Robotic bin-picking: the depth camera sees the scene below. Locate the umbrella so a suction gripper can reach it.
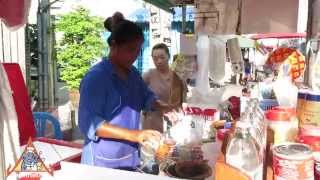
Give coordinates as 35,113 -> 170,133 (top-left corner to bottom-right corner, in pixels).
266,47 -> 305,80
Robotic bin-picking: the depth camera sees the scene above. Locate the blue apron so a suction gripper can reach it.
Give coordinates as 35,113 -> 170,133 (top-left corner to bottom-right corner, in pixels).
92,106 -> 140,169
79,59 -> 156,170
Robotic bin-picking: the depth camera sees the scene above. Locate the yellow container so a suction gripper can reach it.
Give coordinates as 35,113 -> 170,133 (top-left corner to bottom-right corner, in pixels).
298,90 -> 320,127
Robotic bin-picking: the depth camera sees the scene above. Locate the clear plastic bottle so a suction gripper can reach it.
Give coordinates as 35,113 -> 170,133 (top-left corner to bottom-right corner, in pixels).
248,99 -> 267,147
226,121 -> 263,180
246,102 -> 267,180
251,99 -> 266,124
240,111 -> 264,152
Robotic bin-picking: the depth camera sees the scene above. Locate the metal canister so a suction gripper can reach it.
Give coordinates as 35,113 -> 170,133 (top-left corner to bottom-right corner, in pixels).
297,89 -> 308,120
273,143 -> 314,180
298,90 -> 320,127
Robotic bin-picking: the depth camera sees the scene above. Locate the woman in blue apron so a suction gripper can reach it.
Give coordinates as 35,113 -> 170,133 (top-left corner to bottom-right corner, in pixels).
78,17 -> 172,170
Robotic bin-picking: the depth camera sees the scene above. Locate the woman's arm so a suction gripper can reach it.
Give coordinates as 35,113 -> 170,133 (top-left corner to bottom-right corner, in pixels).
96,122 -> 161,144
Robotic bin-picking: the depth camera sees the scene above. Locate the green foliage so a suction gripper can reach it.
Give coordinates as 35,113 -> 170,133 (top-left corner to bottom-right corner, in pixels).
55,7 -> 106,90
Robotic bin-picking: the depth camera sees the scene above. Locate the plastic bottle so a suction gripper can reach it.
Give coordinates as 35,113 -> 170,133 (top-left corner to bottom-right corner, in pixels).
240,111 -> 264,152
226,121 -> 263,180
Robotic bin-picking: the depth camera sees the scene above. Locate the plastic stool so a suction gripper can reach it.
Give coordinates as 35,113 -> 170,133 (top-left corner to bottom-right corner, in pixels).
33,112 -> 63,139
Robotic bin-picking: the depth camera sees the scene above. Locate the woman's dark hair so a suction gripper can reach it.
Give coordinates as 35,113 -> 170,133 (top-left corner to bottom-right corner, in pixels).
103,12 -> 143,46
152,43 -> 170,58
104,12 -> 124,32
104,17 -> 112,31
107,20 -> 144,46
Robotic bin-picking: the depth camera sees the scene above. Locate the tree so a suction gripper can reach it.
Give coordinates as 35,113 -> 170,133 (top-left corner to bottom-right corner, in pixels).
55,7 -> 106,90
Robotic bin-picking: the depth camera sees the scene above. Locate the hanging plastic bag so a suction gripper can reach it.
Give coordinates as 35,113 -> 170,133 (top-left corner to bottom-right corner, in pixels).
227,38 -> 243,74
194,34 -> 210,96
311,49 -> 320,92
209,36 -> 226,84
273,76 -> 298,107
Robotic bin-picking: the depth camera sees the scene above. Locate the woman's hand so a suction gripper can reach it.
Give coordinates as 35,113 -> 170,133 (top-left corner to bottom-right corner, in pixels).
136,130 -> 162,148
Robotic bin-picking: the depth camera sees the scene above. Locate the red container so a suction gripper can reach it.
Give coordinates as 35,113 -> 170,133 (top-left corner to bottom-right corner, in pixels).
300,125 -> 320,137
272,106 -> 296,118
297,135 -> 320,152
297,130 -> 320,179
265,109 -> 291,122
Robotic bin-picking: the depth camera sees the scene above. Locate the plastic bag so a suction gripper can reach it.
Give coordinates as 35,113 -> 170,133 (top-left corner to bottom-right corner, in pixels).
209,37 -> 226,84
273,76 -> 298,107
227,38 -> 243,74
311,50 -> 320,92
195,34 -> 210,96
169,112 -> 204,145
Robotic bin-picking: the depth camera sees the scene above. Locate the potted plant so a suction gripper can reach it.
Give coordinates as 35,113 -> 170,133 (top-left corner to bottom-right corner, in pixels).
55,7 -> 106,109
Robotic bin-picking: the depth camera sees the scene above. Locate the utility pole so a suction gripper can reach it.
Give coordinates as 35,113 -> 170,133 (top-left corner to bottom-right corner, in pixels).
37,0 -> 50,111
37,0 -> 59,111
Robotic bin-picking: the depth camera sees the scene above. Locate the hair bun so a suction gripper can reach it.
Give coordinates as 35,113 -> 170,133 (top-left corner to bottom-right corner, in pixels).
104,12 -> 124,32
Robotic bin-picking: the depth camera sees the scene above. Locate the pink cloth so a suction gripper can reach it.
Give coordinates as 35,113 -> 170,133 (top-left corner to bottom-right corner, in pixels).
0,0 -> 30,28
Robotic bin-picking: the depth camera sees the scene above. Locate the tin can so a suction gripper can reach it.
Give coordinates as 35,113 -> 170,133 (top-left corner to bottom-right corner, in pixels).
273,143 -> 314,180
298,90 -> 320,127
297,89 -> 308,119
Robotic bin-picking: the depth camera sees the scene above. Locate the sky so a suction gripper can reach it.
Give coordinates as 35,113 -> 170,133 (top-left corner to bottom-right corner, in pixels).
54,0 -> 145,18
28,0 -> 147,24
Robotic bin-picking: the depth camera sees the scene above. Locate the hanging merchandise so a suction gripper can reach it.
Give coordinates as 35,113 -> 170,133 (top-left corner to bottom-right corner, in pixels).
187,34 -> 225,106
195,34 -> 210,96
227,38 -> 243,74
311,50 -> 320,92
171,54 -> 185,80
273,76 -> 298,107
254,51 -> 268,68
266,47 -> 305,81
209,37 -> 226,84
265,47 -> 303,107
